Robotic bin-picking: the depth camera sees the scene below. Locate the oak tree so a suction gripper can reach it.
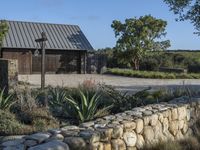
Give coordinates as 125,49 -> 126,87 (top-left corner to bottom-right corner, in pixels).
111,15 -> 170,70
164,0 -> 200,35
0,20 -> 8,48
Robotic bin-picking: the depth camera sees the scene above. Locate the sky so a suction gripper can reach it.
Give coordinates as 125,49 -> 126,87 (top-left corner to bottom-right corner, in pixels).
0,0 -> 200,50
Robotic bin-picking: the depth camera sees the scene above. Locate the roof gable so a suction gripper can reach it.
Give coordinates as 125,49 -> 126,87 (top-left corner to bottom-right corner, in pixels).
1,20 -> 93,51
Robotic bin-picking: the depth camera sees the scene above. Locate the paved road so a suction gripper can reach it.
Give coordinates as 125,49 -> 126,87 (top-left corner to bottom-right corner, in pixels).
19,74 -> 200,92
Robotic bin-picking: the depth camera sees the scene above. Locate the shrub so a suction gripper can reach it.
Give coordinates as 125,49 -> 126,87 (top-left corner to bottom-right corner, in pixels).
16,107 -> 59,129
48,87 -> 68,117
66,90 -> 112,123
0,89 -> 15,110
188,63 -> 200,73
101,84 -> 151,113
106,68 -> 200,79
0,110 -> 25,135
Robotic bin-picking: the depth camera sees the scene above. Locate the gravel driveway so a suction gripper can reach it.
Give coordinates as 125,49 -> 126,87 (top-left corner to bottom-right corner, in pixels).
19,74 -> 200,93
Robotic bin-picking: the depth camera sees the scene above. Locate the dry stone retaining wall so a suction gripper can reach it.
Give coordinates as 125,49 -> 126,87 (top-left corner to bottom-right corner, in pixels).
0,59 -> 18,93
1,97 -> 200,150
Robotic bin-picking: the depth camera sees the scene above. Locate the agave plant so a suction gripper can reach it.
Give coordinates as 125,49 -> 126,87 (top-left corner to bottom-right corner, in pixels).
65,91 -> 112,123
48,87 -> 67,107
0,88 -> 15,110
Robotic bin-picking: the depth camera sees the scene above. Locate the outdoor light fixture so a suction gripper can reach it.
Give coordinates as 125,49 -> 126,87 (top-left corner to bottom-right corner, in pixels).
35,32 -> 48,91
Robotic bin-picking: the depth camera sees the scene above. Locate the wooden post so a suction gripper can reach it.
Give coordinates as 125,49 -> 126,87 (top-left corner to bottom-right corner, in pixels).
41,41 -> 45,90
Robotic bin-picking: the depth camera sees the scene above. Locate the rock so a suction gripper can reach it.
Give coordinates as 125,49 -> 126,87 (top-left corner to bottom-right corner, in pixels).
0,135 -> 25,143
64,137 -> 86,150
143,126 -> 155,144
3,144 -> 25,150
50,134 -> 64,141
25,133 -> 50,143
132,107 -> 146,112
185,128 -> 193,137
143,116 -> 150,125
108,124 -> 123,139
162,110 -> 169,118
103,115 -> 116,120
122,121 -> 136,131
186,109 -> 191,121
80,130 -> 100,143
143,110 -> 152,116
61,125 -> 79,131
111,139 -> 126,150
127,147 -> 137,150
158,113 -> 164,123
94,124 -> 107,129
178,120 -> 185,129
103,143 -> 112,150
182,123 -> 188,134
169,121 -> 179,136
28,140 -> 69,150
136,134 -> 145,149
48,129 -> 61,134
90,142 -> 103,150
153,121 -> 164,140
24,140 -> 37,147
163,118 -> 169,133
96,128 -> 113,142
175,131 -> 184,140
80,122 -> 95,128
2,139 -> 25,147
123,132 -> 137,147
150,114 -> 158,126
177,107 -> 187,120
171,108 -> 178,120
135,119 -> 144,133
61,130 -> 79,137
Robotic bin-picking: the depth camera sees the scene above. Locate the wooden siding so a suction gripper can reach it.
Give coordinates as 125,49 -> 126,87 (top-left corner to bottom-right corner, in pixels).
3,50 -> 32,74
2,49 -> 86,74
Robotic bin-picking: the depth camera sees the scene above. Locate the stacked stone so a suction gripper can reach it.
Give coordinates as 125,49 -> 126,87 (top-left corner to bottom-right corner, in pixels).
0,97 -> 200,150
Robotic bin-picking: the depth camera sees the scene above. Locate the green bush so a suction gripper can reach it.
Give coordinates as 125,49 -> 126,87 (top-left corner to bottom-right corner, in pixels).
16,107 -> 59,129
106,68 -> 200,79
66,90 -> 112,123
0,110 -> 25,135
0,89 -> 15,110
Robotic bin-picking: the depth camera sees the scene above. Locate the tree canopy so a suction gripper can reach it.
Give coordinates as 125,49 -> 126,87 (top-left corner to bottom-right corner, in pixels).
111,15 -> 170,70
164,0 -> 200,35
0,21 -> 8,48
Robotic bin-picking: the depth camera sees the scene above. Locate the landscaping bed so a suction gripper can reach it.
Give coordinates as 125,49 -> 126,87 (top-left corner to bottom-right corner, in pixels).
0,96 -> 200,150
106,68 -> 200,79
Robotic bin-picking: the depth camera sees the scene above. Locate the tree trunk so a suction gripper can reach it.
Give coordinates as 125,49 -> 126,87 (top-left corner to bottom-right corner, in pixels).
132,59 -> 140,70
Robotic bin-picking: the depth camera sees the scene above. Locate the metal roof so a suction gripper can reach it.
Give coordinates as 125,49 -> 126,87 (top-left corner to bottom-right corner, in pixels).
1,20 -> 93,51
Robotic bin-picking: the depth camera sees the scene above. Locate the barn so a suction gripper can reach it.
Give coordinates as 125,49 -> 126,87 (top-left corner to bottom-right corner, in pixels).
0,20 -> 93,74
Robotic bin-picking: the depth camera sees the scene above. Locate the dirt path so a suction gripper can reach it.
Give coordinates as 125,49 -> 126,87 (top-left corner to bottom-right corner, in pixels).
19,74 -> 200,92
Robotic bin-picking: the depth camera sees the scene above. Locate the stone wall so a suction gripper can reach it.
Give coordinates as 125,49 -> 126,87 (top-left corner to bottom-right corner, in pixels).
0,59 -> 18,93
0,98 -> 200,150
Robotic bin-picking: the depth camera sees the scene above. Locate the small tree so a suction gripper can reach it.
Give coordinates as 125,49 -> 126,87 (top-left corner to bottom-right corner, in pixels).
0,20 -> 8,50
111,15 -> 170,70
164,0 -> 200,35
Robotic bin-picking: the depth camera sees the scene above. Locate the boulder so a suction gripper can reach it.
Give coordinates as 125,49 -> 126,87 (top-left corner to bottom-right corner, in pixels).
135,119 -> 144,134
28,140 -> 69,150
64,137 -> 86,150
123,132 -> 137,147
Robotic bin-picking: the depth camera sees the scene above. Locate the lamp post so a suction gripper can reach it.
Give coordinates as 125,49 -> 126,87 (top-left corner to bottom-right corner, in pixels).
35,32 -> 48,91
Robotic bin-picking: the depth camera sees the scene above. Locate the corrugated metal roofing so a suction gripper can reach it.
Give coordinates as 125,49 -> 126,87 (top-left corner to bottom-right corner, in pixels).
1,20 -> 93,51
